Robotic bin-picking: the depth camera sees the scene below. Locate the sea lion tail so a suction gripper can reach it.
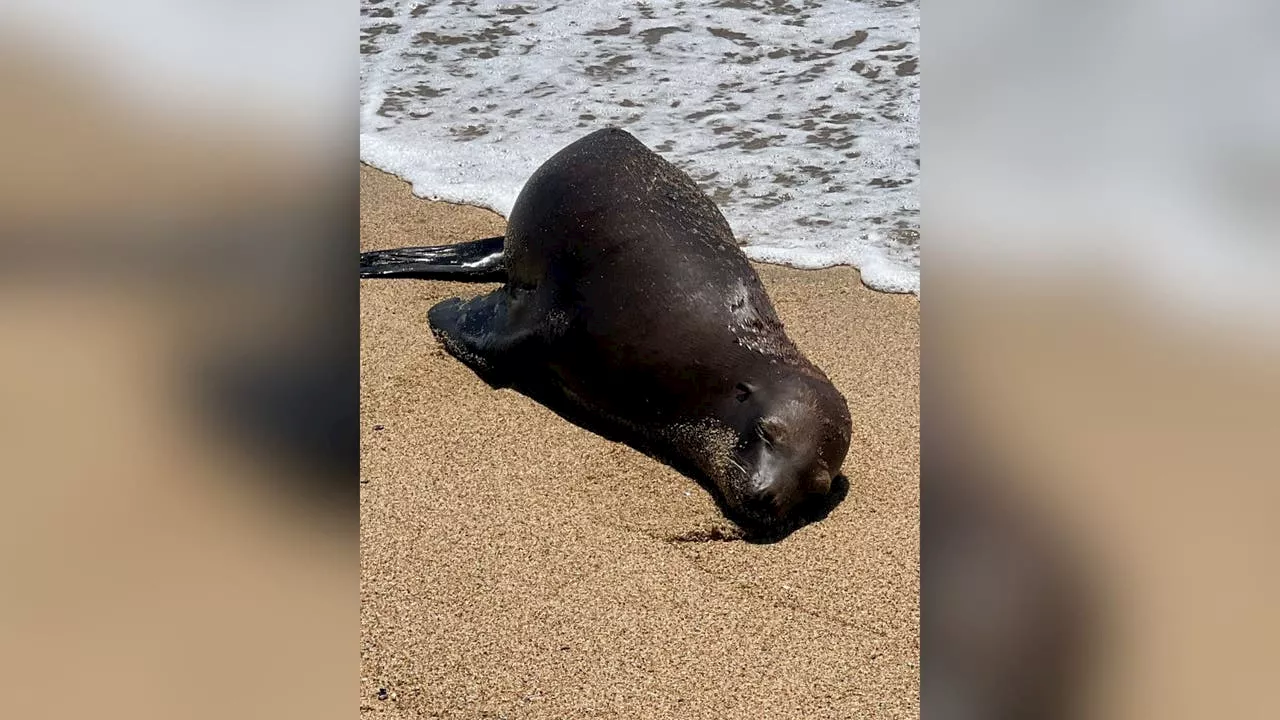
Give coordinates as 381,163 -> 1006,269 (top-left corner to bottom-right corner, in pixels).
359,236 -> 506,282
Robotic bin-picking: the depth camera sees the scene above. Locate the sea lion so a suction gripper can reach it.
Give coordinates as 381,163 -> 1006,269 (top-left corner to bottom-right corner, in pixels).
361,128 -> 852,540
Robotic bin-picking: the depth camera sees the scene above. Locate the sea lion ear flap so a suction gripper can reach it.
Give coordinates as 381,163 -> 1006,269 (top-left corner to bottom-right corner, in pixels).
735,382 -> 755,402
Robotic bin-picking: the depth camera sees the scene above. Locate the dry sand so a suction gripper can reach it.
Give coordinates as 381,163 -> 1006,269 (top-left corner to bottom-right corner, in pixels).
360,164 -> 919,719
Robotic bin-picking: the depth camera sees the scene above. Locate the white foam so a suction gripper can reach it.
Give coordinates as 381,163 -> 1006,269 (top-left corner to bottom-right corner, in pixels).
361,0 -> 919,294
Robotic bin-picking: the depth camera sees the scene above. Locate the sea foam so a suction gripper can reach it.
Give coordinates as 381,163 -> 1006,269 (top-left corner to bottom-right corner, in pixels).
361,0 -> 919,294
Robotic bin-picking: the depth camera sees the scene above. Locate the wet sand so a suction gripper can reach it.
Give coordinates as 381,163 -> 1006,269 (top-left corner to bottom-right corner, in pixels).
360,164 -> 919,719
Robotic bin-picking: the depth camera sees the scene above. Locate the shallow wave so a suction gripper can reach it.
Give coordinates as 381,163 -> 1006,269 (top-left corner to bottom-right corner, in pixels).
361,0 -> 919,293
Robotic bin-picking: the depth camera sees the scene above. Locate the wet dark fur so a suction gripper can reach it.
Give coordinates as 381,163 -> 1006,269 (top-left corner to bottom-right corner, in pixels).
361,128 -> 852,540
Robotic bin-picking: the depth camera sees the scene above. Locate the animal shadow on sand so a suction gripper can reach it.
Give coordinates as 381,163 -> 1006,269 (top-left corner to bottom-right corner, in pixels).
460,356 -> 849,544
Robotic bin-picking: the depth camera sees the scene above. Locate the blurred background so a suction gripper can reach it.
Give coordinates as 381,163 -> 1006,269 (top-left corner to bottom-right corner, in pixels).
0,2 -> 355,718
927,0 -> 1279,717
0,0 -> 1276,718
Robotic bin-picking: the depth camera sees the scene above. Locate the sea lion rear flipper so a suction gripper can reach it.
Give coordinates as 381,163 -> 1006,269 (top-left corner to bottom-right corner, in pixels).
359,236 -> 505,282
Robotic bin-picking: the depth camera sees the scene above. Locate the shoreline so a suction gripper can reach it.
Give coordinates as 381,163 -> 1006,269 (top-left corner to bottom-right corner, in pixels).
360,164 -> 920,718
357,161 -> 921,295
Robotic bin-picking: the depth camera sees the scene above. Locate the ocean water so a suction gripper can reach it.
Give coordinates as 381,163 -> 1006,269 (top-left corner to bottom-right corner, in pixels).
361,0 -> 919,294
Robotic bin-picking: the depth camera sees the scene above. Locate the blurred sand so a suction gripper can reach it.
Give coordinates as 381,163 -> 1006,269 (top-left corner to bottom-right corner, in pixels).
360,164 -> 920,719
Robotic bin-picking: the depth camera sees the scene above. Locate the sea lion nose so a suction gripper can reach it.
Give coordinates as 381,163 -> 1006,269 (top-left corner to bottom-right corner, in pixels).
744,465 -> 833,520
746,468 -> 802,516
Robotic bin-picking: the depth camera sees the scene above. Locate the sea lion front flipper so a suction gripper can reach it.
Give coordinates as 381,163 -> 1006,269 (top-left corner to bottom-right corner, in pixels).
427,289 -> 544,388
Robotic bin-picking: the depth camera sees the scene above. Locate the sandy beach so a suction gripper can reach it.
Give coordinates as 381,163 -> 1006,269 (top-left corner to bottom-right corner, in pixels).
360,164 -> 920,718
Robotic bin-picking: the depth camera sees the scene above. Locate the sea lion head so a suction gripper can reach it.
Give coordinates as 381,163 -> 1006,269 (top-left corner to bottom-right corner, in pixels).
721,370 -> 852,540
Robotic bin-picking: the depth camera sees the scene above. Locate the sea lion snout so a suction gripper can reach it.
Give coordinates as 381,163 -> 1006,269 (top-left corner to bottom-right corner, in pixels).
730,440 -> 837,536
748,441 -> 830,501
733,474 -> 836,541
